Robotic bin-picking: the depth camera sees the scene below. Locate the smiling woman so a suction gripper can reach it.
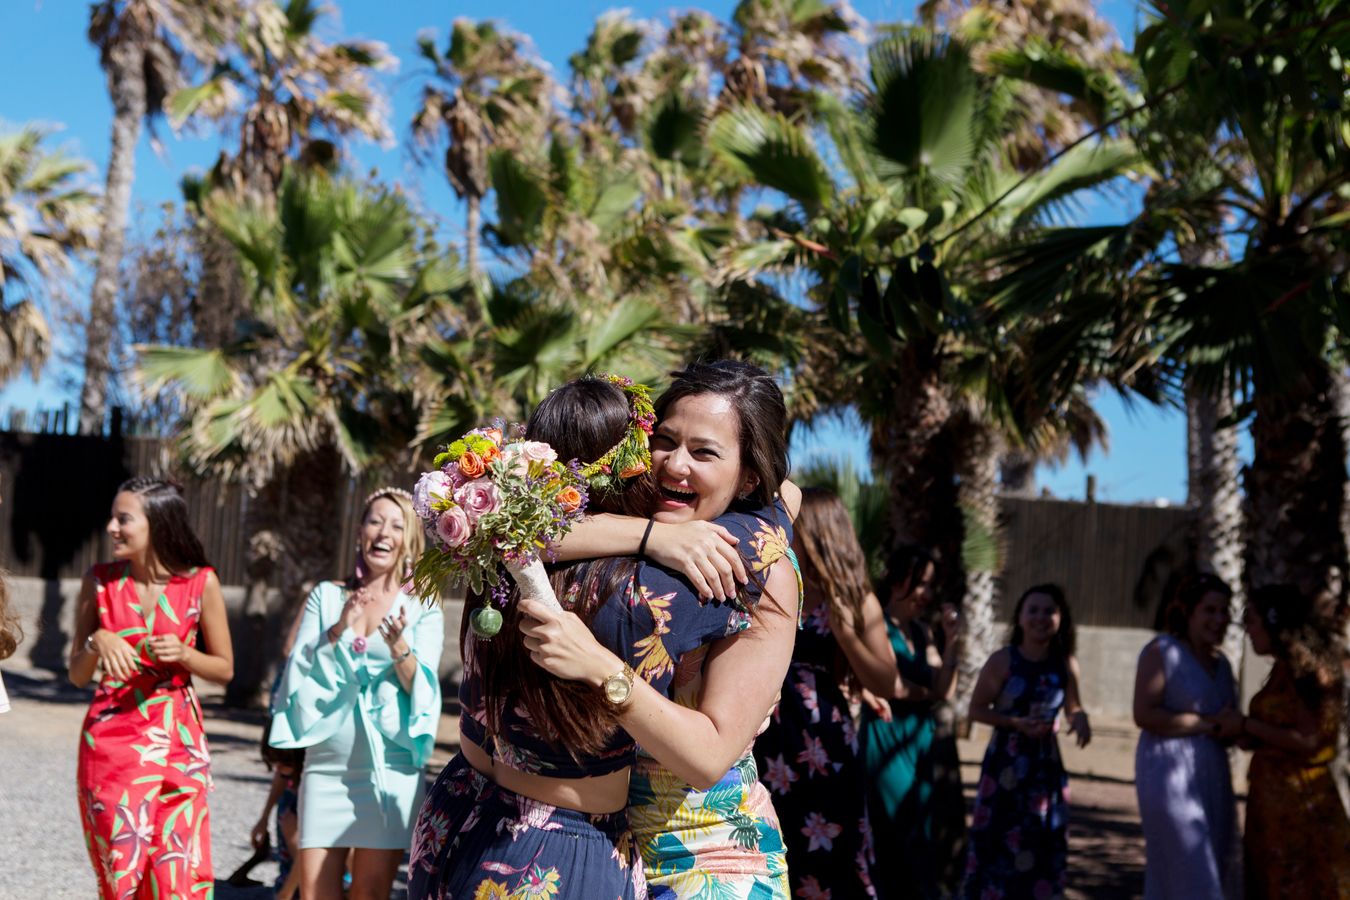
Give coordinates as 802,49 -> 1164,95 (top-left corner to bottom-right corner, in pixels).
269,487 -> 446,900
68,477 -> 234,900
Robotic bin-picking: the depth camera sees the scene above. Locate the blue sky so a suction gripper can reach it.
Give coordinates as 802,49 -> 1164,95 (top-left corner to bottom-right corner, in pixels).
0,0 -> 1208,504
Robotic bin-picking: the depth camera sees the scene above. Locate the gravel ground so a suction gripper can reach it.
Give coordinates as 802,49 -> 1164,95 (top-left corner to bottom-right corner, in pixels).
0,666 -> 462,900
3,663 -> 1161,899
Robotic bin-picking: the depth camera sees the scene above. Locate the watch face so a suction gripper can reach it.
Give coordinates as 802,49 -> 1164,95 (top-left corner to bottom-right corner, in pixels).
604,676 -> 631,704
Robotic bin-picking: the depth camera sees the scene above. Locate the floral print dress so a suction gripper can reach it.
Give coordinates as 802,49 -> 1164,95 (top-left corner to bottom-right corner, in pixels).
624,504 -> 801,900
962,647 -> 1070,900
77,562 -> 215,900
754,596 -> 875,899
409,505 -> 782,900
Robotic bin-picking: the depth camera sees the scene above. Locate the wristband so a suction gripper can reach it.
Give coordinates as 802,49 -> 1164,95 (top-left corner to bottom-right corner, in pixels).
85,633 -> 98,655
392,647 -> 413,664
637,519 -> 655,558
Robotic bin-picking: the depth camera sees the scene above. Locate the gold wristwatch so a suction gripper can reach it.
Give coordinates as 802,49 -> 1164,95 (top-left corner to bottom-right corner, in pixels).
602,662 -> 636,707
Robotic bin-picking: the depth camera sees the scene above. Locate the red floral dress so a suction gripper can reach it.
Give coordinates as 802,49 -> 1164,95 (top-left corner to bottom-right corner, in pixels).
77,562 -> 215,900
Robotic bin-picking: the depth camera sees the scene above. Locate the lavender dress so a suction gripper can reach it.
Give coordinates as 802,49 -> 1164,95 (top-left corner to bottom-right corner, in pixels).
1134,635 -> 1241,899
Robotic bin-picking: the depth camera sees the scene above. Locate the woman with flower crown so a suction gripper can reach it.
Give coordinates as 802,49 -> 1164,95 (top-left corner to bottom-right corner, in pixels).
515,360 -> 803,900
268,486 -> 445,900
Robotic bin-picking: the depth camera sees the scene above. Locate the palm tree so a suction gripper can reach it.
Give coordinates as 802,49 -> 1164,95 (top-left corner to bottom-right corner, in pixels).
168,0 -> 394,200
0,125 -> 98,384
702,31 -> 1156,748
136,172 -> 461,700
992,1 -> 1350,594
80,0 -> 236,434
410,19 -> 554,305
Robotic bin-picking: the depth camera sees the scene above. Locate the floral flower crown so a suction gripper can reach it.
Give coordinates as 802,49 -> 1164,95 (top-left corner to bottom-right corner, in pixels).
579,373 -> 656,494
364,486 -> 414,508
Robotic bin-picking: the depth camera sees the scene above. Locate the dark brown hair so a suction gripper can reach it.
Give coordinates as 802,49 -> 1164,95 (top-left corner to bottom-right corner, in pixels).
1163,572 -> 1233,638
878,544 -> 939,603
654,360 -> 789,508
117,477 -> 210,573
470,377 -> 655,757
1008,583 -> 1076,659
795,488 -> 872,687
260,718 -> 305,773
1249,583 -> 1347,718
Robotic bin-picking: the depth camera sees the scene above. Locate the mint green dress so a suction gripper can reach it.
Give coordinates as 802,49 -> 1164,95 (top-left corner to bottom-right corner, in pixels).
270,581 -> 444,849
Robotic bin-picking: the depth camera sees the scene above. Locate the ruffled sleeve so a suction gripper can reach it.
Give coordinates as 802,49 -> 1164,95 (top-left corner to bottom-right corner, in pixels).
367,596 -> 445,767
269,582 -> 360,749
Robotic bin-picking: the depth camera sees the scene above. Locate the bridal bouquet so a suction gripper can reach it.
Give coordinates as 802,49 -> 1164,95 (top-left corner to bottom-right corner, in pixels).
411,425 -> 588,637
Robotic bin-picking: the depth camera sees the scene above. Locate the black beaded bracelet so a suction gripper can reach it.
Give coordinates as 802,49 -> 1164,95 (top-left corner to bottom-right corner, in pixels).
637,519 -> 655,558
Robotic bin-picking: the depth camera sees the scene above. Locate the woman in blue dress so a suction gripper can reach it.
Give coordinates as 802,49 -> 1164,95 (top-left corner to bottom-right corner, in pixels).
1133,573 -> 1241,899
754,487 -> 900,898
269,487 -> 445,900
860,544 -> 965,899
963,584 -> 1091,900
408,373 -> 795,899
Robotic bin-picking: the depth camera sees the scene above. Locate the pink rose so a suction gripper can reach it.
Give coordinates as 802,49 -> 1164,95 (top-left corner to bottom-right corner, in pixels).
413,470 -> 453,519
499,445 -> 530,478
455,479 -> 500,522
518,441 -> 557,465
435,506 -> 471,547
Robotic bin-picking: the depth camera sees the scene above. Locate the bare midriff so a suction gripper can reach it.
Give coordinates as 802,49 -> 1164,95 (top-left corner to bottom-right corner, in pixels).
460,737 -> 632,815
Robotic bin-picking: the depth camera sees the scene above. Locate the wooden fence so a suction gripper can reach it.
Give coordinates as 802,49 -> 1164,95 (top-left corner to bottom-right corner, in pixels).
0,429 -> 398,586
999,496 -> 1193,629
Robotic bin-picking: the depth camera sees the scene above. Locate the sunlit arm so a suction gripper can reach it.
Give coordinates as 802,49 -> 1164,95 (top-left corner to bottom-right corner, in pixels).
614,557 -> 799,788
1132,642 -> 1214,737
831,592 -> 900,696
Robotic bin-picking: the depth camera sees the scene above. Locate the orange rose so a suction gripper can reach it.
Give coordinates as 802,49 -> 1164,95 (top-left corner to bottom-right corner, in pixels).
619,461 -> 647,479
458,449 -> 486,478
557,486 -> 583,513
483,428 -> 503,445
480,444 -> 501,465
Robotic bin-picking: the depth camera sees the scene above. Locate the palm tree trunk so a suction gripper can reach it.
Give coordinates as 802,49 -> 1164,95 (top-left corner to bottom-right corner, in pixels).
955,421 -> 1002,719
871,364 -> 958,555
1185,382 -> 1245,664
1243,363 -> 1349,594
465,193 -> 482,319
79,38 -> 146,434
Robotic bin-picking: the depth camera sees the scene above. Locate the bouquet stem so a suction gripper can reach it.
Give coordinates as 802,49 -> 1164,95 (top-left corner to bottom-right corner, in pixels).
506,557 -> 563,612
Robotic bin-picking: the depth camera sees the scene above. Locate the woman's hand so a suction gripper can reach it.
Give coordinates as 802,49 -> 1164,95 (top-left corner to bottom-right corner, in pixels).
90,629 -> 141,680
1209,707 -> 1245,740
644,521 -> 748,602
333,588 -> 372,638
1068,709 -> 1092,747
147,633 -> 191,664
1011,716 -> 1053,739
250,815 -> 270,851
378,608 -> 409,655
940,603 -> 963,643
858,686 -> 893,722
518,598 -> 621,687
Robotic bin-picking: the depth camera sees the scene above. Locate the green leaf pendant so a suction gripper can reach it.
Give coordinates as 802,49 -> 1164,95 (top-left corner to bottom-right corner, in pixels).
470,605 -> 503,640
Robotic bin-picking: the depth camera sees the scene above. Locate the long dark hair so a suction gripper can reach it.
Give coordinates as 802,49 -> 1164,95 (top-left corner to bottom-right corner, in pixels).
1008,583 -> 1076,659
1249,583 -> 1346,719
471,377 -> 655,757
655,360 -> 789,508
878,543 -> 939,603
1163,572 -> 1233,638
118,477 -> 210,573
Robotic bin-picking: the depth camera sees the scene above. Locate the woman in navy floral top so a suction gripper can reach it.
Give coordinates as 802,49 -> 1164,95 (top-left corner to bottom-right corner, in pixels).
521,361 -> 804,899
